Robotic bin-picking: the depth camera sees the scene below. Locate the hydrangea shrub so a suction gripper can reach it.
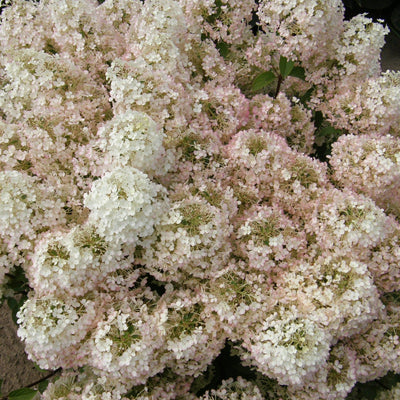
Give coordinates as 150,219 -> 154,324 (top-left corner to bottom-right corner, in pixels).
0,0 -> 400,398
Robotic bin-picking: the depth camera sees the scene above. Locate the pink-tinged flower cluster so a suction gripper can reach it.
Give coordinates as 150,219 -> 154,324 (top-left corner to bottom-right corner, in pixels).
318,71 -> 400,137
330,133 -> 400,216
248,94 -> 316,154
0,0 -> 399,398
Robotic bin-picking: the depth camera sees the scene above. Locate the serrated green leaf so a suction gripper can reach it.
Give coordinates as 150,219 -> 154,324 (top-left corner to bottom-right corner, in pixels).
216,41 -> 229,59
251,71 -> 276,91
279,56 -> 294,78
288,66 -> 305,80
38,380 -> 49,394
8,387 -> 38,400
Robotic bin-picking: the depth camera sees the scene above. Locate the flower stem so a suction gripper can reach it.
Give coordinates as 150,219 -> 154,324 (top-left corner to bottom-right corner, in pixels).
274,74 -> 283,98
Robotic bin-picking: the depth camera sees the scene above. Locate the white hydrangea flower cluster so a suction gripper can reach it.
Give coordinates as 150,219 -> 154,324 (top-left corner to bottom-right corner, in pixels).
237,307 -> 332,387
235,204 -> 307,273
28,225 -> 129,297
87,289 -> 168,385
330,133 -> 400,216
345,294 -> 400,384
319,71 -> 400,136
143,192 -> 232,282
0,0 -> 399,398
332,14 -> 388,78
248,94 -> 316,154
84,166 -> 168,246
17,293 -> 100,370
97,110 -> 166,176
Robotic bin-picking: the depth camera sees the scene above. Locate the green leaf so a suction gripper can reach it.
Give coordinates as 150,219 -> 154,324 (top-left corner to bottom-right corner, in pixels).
313,110 -> 324,128
38,380 -> 49,394
318,125 -> 341,137
216,41 -> 229,59
7,294 -> 28,325
5,265 -> 29,294
8,388 -> 38,400
279,56 -> 294,78
33,363 -> 49,373
251,71 -> 276,91
7,297 -> 19,324
7,296 -> 18,313
288,66 -> 306,80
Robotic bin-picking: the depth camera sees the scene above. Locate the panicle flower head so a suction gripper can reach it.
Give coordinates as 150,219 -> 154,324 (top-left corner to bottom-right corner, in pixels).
257,0 -> 345,68
248,94 -> 315,154
97,110 -> 167,176
84,166 -> 168,246
0,170 -> 64,295
305,188 -> 392,253
235,204 -> 307,272
332,14 -> 388,79
237,305 -> 332,387
330,134 -> 400,216
87,288 -> 168,385
163,288 -> 227,377
28,224 -> 130,297
317,71 -> 400,137
143,192 -> 232,282
17,292 -> 101,370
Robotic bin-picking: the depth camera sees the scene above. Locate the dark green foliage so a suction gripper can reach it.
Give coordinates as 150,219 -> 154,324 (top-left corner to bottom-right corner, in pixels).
8,388 -> 38,400
251,71 -> 276,92
216,41 -> 230,59
279,56 -> 295,79
288,66 -> 306,80
2,265 -> 30,324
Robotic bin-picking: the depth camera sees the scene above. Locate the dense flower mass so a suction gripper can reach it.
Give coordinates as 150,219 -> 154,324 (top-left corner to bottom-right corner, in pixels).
0,0 -> 400,398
